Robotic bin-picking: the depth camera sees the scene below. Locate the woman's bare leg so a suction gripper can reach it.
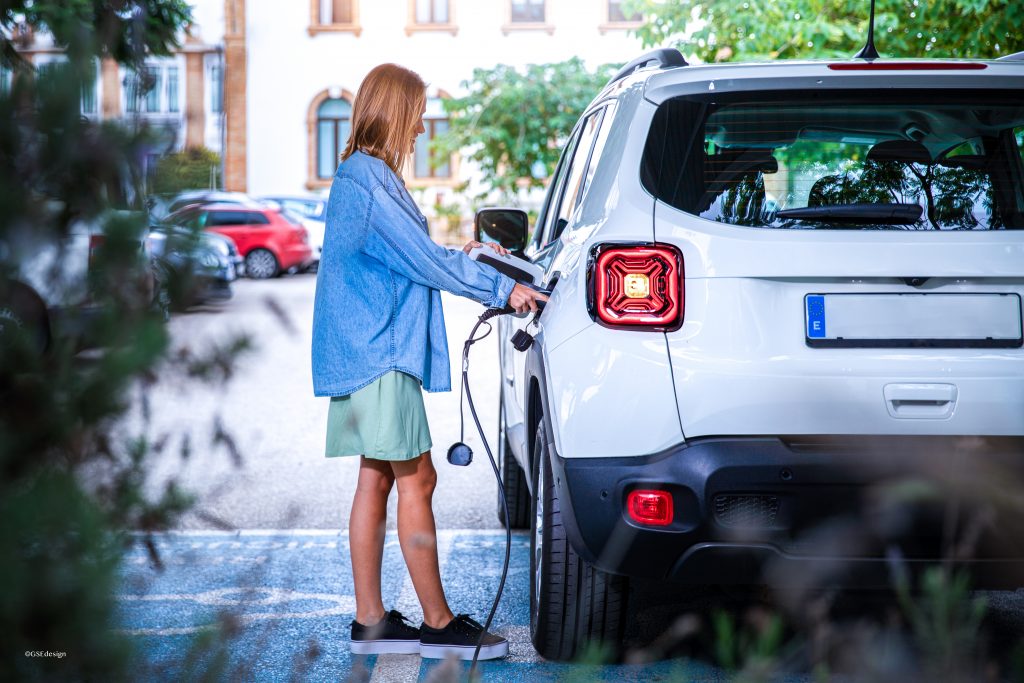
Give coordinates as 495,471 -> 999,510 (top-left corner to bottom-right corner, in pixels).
391,451 -> 455,629
350,455 -> 395,625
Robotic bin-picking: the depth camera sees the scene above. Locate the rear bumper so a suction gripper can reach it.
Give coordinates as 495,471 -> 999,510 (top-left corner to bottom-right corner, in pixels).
552,436 -> 1024,588
279,244 -> 313,270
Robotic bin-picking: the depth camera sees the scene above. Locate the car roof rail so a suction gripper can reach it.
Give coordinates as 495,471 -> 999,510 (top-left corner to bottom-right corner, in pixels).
996,50 -> 1024,61
606,48 -> 687,87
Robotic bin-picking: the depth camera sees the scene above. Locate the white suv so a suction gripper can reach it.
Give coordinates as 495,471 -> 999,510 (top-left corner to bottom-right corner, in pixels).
477,49 -> 1024,660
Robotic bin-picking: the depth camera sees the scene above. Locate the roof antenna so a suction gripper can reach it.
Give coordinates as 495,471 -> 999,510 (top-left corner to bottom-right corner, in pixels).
853,0 -> 880,59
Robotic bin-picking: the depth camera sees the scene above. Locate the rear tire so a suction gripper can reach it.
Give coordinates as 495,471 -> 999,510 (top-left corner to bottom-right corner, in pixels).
496,394 -> 531,529
530,419 -> 629,661
245,248 -> 279,279
0,284 -> 50,355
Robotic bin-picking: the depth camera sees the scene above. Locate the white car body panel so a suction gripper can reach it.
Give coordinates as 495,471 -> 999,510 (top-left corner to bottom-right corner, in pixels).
500,58 -> 1024,466
302,218 -> 325,260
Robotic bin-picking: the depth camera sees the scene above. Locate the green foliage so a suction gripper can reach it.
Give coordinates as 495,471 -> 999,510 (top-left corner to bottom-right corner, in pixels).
152,146 -> 222,195
895,567 -> 989,678
435,59 -> 616,201
710,608 -> 785,680
1,0 -> 192,69
625,0 -> 1024,62
0,2 -> 261,681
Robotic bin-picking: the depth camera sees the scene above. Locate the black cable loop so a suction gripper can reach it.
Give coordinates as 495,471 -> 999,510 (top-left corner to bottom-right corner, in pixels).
457,310 -> 509,678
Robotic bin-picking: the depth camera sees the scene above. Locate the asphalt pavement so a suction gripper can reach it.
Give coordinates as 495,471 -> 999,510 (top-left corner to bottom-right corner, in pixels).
118,530 -> 724,681
130,273 -> 505,531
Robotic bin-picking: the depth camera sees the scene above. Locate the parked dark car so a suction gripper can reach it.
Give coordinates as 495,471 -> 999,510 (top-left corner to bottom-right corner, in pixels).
149,190 -> 263,221
146,222 -> 239,310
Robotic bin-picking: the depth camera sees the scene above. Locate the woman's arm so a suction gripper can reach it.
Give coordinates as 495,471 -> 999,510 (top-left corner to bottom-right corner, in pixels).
359,182 -> 516,309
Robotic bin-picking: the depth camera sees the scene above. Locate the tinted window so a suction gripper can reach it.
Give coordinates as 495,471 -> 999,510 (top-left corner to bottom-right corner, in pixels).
642,90 -> 1024,230
244,211 -> 270,225
207,211 -> 244,227
279,199 -> 321,219
534,128 -> 583,250
169,208 -> 203,229
580,104 -> 615,209
550,108 -> 605,242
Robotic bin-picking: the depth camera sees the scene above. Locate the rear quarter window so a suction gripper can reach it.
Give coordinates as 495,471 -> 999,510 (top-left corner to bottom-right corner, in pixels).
642,89 -> 1024,230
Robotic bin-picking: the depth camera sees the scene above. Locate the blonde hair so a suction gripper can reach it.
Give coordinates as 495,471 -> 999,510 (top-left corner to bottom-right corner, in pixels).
341,63 -> 427,177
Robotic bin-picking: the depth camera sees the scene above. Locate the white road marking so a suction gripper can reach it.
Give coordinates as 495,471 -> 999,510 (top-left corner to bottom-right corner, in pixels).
117,587 -> 355,636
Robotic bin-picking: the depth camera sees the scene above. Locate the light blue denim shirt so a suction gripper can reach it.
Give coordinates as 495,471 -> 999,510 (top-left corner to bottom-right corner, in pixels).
311,151 -> 516,396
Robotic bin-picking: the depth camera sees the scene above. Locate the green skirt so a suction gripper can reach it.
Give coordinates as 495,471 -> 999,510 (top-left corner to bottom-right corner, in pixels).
325,371 -> 432,461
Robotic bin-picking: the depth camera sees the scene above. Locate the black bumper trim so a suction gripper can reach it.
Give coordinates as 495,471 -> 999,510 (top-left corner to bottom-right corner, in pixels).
552,435 -> 1024,587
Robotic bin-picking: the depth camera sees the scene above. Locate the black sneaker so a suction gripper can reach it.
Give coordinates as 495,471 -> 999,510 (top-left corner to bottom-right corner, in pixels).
419,614 -> 509,660
350,610 -> 421,655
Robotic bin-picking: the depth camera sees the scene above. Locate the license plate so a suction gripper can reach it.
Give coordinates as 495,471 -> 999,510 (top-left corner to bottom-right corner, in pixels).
805,293 -> 1023,348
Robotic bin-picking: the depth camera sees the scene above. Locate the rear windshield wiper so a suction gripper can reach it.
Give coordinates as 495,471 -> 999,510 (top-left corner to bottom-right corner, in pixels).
776,203 -> 923,225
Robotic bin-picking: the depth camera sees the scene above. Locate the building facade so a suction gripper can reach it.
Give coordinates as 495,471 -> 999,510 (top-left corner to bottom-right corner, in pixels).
3,2 -> 647,213
214,0 -> 646,205
2,10 -> 226,185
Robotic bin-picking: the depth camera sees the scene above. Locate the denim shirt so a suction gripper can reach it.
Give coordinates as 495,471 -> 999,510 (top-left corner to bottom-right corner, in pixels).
311,151 -> 516,396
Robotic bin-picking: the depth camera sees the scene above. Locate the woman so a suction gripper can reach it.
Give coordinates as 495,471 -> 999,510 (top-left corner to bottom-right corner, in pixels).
311,63 -> 546,661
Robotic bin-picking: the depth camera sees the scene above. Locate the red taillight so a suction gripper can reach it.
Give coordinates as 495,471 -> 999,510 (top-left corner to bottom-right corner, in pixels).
590,244 -> 683,329
627,490 -> 674,526
88,234 -> 105,269
827,62 -> 987,71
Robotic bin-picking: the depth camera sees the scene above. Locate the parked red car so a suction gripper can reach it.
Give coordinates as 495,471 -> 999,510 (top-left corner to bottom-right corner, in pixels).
166,203 -> 313,279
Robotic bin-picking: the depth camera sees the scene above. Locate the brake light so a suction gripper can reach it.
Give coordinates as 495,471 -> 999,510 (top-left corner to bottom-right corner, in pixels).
590,244 -> 683,329
827,62 -> 987,71
627,490 -> 674,526
88,234 -> 105,269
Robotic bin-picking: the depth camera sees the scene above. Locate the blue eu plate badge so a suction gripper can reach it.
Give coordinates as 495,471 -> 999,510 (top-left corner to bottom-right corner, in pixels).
806,295 -> 826,339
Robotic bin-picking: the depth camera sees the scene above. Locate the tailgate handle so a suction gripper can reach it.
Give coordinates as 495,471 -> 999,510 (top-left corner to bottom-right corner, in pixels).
883,383 -> 957,419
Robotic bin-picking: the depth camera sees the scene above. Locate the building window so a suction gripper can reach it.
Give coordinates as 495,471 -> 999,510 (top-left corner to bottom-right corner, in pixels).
510,0 -> 544,22
125,62 -> 181,115
36,59 -> 98,115
608,0 -> 641,22
310,0 -> 361,35
413,97 -> 451,180
321,0 -> 354,23
209,63 -> 223,114
503,0 -> 553,34
317,97 -> 352,180
603,0 -> 643,31
415,0 -> 449,23
407,0 -> 456,34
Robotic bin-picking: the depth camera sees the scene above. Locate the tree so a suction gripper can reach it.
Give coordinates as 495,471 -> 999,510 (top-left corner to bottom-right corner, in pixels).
153,146 -> 222,194
624,0 -> 1024,62
434,58 -> 616,202
0,3 -> 251,681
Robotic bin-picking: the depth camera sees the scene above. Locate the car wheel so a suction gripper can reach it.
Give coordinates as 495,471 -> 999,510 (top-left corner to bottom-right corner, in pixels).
496,393 -> 531,529
0,285 -> 50,355
245,249 -> 278,279
529,417 -> 629,661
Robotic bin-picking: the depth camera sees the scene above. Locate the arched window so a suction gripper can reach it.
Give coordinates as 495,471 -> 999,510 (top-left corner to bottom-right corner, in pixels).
317,98 -> 352,179
414,96 -> 451,179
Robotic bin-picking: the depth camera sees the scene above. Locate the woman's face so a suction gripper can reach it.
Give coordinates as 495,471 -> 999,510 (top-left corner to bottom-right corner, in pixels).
409,101 -> 426,154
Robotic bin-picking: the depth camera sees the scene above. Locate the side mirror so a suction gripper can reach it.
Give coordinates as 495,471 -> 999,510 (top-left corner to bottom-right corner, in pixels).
474,208 -> 528,254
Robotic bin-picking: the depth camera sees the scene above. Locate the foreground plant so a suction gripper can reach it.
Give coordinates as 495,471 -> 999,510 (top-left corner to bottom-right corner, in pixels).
0,3 -> 256,680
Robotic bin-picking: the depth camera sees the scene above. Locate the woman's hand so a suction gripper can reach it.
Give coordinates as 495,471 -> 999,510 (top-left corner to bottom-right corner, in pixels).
507,283 -> 549,314
463,240 -> 509,257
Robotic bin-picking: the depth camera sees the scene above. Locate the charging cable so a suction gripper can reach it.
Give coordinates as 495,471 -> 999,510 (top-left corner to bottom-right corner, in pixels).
446,306 -> 511,676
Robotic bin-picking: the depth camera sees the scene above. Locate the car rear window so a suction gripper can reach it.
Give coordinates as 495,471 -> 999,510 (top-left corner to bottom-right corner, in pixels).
641,89 -> 1024,230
